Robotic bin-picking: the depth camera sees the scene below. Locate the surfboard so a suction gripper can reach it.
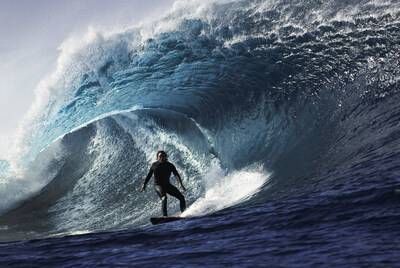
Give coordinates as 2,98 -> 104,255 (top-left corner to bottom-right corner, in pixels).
150,217 -> 185,225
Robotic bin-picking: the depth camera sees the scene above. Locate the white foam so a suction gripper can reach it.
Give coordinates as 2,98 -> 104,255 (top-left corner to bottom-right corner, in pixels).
0,139 -> 65,215
182,160 -> 269,217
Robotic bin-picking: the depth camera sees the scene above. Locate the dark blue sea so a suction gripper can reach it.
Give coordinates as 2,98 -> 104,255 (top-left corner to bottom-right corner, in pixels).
1,0 -> 400,266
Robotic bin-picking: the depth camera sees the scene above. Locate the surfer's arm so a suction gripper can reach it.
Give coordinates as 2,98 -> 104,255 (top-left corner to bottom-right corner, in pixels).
141,167 -> 153,191
172,165 -> 186,191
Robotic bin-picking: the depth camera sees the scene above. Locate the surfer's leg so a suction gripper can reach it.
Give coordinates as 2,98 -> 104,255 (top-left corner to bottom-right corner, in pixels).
165,185 -> 186,213
154,185 -> 168,217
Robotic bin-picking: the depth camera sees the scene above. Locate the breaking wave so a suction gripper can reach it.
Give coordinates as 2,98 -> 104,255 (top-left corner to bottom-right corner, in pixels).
0,0 -> 399,242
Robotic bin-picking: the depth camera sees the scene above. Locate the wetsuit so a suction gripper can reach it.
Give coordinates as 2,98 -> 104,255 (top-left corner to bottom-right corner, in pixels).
144,161 -> 186,216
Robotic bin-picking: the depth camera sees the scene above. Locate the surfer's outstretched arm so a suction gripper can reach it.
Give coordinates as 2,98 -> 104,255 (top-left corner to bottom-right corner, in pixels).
176,176 -> 186,191
141,167 -> 153,191
172,167 -> 186,191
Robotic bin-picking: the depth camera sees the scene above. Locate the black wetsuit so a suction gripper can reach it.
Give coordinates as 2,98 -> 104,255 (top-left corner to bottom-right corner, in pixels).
144,161 -> 186,216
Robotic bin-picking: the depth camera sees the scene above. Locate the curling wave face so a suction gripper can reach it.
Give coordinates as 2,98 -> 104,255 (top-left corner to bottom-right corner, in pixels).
0,0 -> 399,241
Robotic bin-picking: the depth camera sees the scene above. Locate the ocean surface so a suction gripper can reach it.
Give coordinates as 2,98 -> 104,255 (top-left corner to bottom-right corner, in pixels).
1,0 -> 400,266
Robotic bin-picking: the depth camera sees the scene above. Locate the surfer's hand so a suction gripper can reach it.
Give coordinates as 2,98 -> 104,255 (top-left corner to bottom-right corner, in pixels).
141,184 -> 146,191
179,183 -> 186,191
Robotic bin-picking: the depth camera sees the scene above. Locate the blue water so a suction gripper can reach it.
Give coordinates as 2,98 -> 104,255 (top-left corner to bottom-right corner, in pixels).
1,0 -> 400,266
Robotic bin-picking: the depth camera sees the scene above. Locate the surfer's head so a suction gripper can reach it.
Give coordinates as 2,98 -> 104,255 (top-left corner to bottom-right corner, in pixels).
157,150 -> 168,163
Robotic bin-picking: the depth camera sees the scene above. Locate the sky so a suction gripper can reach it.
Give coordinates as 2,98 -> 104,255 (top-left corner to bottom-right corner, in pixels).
0,0 -> 175,154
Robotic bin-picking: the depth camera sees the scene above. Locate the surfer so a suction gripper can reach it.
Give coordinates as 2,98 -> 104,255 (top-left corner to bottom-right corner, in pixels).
141,150 -> 186,217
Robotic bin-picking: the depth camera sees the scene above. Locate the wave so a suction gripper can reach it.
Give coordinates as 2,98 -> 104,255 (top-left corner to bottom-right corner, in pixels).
0,0 -> 399,241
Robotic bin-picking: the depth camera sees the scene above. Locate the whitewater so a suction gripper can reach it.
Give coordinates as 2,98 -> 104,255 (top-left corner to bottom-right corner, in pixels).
1,0 -> 400,266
